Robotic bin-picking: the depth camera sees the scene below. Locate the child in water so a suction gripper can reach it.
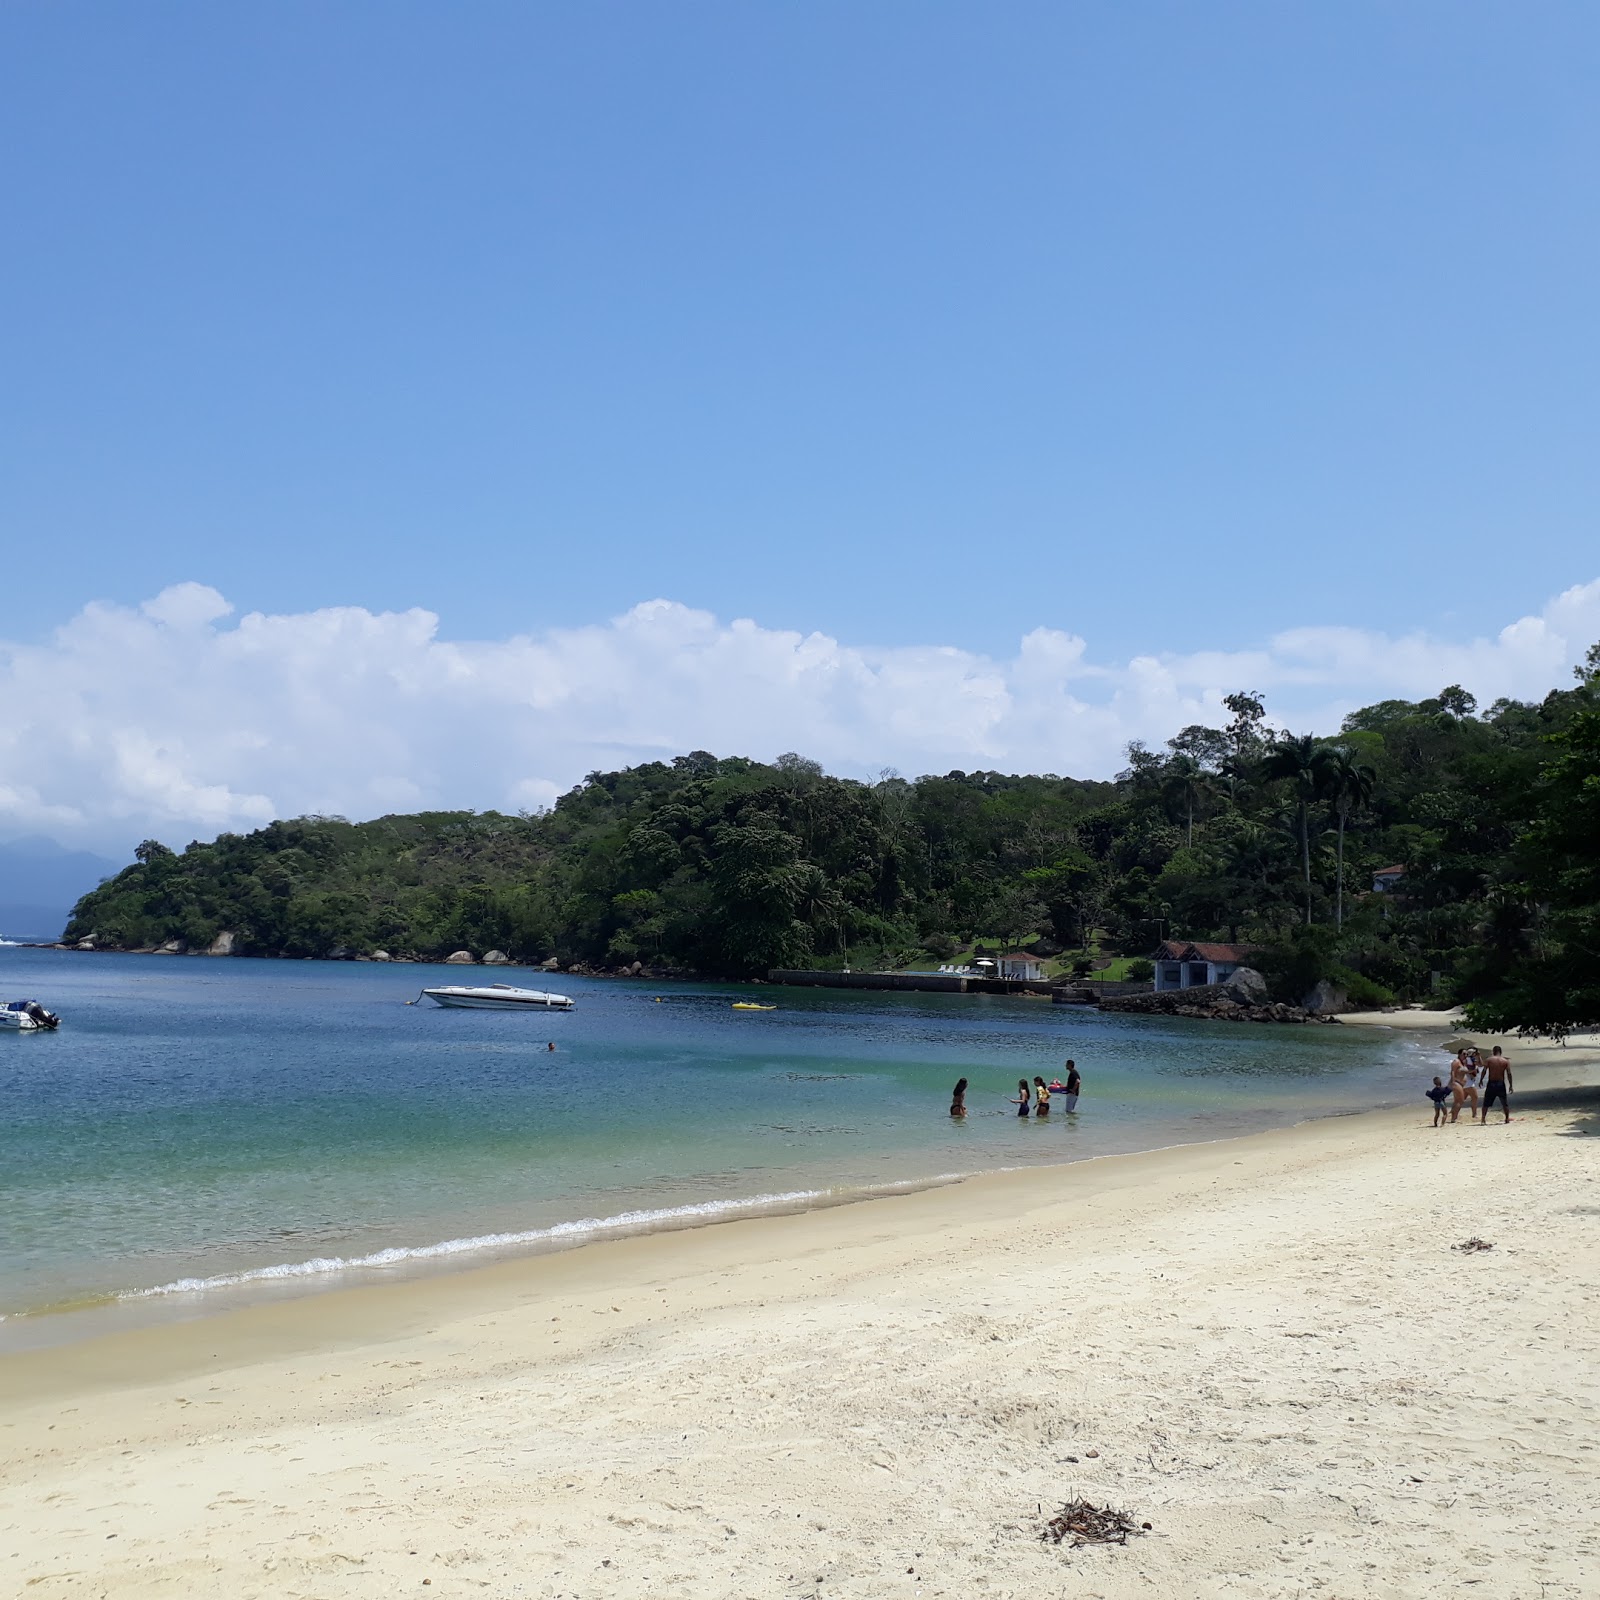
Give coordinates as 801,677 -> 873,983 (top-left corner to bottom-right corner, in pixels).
1011,1078 -> 1032,1117
950,1078 -> 968,1117
1032,1075 -> 1051,1116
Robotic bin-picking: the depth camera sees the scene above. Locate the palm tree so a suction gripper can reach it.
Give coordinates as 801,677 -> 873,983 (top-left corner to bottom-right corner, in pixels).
1324,746 -> 1376,930
1160,755 -> 1217,848
1262,735 -> 1337,925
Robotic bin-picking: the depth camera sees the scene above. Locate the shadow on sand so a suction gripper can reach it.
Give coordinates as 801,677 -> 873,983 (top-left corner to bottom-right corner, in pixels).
1513,1083 -> 1600,1139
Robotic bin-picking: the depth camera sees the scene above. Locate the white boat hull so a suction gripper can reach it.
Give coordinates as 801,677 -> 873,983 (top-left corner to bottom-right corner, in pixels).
2,1000 -> 60,1030
422,985 -> 574,1011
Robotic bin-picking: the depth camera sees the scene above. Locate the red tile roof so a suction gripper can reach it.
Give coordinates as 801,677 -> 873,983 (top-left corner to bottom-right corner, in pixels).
1155,940 -> 1253,963
1373,865 -> 1406,876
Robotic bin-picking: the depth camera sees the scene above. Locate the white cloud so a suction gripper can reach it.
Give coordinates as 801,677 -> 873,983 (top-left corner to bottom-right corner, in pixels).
2,578 -> 1598,854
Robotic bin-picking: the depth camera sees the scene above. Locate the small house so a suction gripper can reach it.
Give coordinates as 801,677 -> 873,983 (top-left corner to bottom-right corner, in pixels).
1153,940 -> 1253,992
1371,865 -> 1405,894
996,951 -> 1050,982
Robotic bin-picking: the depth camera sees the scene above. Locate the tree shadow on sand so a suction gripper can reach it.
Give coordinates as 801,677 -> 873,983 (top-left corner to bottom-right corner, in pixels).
1514,1084 -> 1600,1138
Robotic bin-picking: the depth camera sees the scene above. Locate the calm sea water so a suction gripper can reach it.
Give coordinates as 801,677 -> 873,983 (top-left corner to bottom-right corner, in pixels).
0,945 -> 1425,1344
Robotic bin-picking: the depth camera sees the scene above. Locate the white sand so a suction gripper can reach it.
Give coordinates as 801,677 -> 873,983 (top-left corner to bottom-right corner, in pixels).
4,1042 -> 1598,1598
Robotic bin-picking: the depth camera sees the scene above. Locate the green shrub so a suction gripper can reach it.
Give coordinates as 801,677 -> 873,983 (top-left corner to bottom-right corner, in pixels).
1329,965 -> 1395,1010
1126,957 -> 1155,982
1253,927 -> 1339,1003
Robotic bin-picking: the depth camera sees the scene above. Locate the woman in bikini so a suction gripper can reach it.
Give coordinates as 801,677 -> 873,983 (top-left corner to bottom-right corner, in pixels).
1011,1078 -> 1032,1118
1032,1075 -> 1051,1117
1449,1053 -> 1479,1123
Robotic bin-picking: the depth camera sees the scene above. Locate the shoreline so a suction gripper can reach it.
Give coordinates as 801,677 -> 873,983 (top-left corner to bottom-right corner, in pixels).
4,1078 -> 1598,1596
5,1005 -> 1590,1354
3,1018 -> 1595,1382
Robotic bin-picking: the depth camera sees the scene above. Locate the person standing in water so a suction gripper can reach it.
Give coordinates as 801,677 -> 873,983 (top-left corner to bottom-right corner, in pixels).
950,1078 -> 968,1118
1011,1078 -> 1032,1118
1032,1075 -> 1051,1116
1060,1060 -> 1082,1112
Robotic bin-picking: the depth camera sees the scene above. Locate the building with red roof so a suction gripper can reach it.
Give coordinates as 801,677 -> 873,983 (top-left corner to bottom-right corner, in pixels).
1152,939 -> 1255,992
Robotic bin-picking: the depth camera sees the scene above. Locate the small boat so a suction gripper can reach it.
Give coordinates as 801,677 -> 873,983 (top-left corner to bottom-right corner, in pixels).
2,1000 -> 60,1031
731,1001 -> 777,1011
414,984 -> 574,1010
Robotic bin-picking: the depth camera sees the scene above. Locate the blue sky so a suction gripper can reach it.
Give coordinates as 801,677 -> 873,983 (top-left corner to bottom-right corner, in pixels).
4,3 -> 1600,853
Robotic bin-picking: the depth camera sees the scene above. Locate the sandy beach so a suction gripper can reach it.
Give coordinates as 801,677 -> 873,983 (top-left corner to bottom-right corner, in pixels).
4,1017 -> 1598,1599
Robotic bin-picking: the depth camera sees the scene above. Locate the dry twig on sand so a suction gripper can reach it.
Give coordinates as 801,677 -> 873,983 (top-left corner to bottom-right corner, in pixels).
1039,1498 -> 1150,1547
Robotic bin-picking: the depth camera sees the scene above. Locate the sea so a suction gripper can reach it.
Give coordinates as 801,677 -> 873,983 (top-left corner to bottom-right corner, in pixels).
0,943 -> 1430,1350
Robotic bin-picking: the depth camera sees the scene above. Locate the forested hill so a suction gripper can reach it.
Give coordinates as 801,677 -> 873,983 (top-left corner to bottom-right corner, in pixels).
65,661 -> 1600,1034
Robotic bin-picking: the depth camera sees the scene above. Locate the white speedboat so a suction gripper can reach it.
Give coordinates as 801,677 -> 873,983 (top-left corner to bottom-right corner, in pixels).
416,984 -> 574,1011
2,1000 -> 60,1031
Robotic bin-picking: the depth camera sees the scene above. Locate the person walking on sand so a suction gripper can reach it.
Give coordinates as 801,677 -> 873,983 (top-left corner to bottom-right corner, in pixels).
1481,1048 -> 1513,1124
950,1077 -> 968,1118
1426,1075 -> 1451,1127
1060,1060 -> 1082,1113
1449,1055 -> 1479,1123
1011,1078 -> 1032,1118
1033,1075 -> 1051,1117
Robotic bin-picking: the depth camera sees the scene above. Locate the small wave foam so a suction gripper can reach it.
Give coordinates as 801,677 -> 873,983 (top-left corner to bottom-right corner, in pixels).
122,1176 -> 963,1304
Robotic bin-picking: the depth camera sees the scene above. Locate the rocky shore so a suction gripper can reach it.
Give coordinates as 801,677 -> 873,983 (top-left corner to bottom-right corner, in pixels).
51,935 -> 693,981
1097,969 -> 1343,1025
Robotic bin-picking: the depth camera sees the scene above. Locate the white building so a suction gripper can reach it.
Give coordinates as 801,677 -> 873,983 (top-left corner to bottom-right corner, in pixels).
1153,940 -> 1253,992
996,951 -> 1049,982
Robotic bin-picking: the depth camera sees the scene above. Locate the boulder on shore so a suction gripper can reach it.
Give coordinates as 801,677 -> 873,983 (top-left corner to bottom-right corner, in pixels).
369,950 -> 392,962
154,938 -> 186,955
1303,978 -> 1350,1015
206,931 -> 237,957
1223,966 -> 1269,1004
482,949 -> 510,965
444,950 -> 475,964
75,937 -> 96,950
1099,978 -> 1336,1026
539,956 -> 560,971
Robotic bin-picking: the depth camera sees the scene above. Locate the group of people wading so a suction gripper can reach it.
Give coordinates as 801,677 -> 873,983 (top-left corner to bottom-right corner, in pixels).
946,1062 -> 1082,1119
1427,1045 -> 1513,1127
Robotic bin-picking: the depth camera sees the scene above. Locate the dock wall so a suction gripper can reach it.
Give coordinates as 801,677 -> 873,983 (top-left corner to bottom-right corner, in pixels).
767,970 -> 1064,997
768,969 -> 969,993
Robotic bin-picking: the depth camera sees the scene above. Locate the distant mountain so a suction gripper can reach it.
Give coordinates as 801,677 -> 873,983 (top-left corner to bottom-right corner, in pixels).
0,837 -> 123,941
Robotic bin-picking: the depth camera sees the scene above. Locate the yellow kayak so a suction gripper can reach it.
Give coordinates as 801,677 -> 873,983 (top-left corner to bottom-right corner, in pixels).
731,1002 -> 777,1011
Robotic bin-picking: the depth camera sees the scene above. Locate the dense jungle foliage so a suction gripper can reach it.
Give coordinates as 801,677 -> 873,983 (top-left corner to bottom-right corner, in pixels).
66,656 -> 1600,1032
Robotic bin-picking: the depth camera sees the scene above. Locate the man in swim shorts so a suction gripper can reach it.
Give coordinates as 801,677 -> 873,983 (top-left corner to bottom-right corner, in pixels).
1480,1048 -> 1513,1124
1061,1060 -> 1081,1113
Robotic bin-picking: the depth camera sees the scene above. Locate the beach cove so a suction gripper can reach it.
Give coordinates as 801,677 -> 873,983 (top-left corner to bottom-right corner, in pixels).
1,946 -> 1422,1332
3,1009 -> 1598,1597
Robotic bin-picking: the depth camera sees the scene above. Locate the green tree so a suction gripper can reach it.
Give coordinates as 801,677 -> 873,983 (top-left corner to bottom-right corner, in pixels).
1262,735 -> 1336,926
1465,703 -> 1600,1037
1323,746 -> 1377,930
1159,753 -> 1217,848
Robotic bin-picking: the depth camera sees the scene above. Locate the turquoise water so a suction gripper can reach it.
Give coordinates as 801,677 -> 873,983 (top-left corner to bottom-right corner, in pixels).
0,946 -> 1425,1340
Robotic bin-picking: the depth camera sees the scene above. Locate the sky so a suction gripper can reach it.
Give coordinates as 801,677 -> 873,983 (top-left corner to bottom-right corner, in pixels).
3,3 -> 1600,856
